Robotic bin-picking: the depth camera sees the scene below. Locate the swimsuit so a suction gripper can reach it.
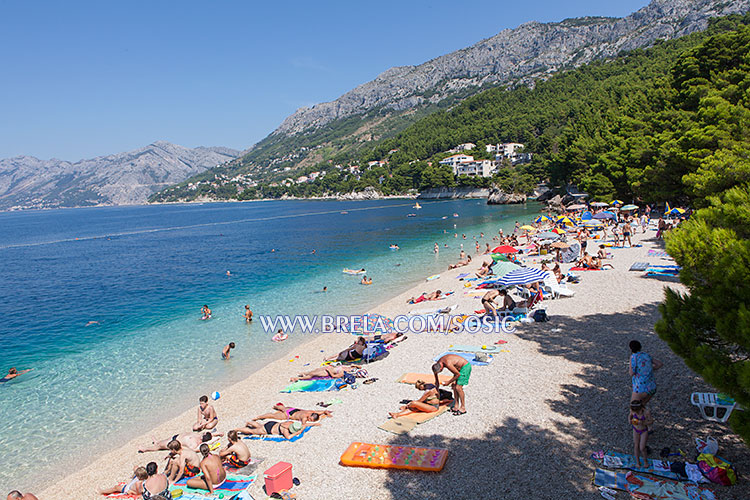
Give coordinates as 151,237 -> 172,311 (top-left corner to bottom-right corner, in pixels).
631,413 -> 647,434
121,477 -> 140,494
142,480 -> 172,500
263,421 -> 278,434
183,462 -> 200,477
285,408 -> 300,418
456,363 -> 472,386
223,454 -> 250,469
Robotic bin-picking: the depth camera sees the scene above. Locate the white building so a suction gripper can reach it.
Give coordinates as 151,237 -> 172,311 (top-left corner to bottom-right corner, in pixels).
449,143 -> 476,153
439,154 -> 475,171
456,160 -> 496,177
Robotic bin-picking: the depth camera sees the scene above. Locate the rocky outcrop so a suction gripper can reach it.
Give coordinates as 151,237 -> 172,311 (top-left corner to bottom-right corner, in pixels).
546,195 -> 566,213
487,188 -> 527,205
273,0 -> 750,136
0,142 -> 240,210
418,187 -> 490,199
336,186 -> 383,201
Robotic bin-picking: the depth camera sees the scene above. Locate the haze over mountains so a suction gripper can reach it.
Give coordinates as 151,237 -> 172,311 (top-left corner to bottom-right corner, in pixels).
4,0 -> 750,209
0,142 -> 239,210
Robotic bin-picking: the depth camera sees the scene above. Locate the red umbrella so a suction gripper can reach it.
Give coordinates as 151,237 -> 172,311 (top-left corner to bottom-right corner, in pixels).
490,245 -> 518,254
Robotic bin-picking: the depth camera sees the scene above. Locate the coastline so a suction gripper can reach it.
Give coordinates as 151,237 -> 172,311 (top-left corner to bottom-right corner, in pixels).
38,228 -> 750,499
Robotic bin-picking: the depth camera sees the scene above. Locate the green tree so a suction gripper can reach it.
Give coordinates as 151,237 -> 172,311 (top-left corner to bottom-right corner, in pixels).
655,186 -> 750,443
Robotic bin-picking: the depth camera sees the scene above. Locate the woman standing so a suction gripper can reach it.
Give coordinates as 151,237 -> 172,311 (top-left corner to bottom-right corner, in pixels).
628,340 -> 663,406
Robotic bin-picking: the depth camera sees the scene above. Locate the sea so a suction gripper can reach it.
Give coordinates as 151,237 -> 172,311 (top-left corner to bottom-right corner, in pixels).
0,198 -> 541,491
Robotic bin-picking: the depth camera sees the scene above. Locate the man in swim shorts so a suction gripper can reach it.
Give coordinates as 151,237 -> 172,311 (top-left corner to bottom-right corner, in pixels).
219,430 -> 251,469
193,395 -> 218,431
433,353 -> 471,415
165,439 -> 202,482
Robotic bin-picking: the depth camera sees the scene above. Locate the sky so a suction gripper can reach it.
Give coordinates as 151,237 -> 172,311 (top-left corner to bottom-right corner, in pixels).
0,0 -> 650,160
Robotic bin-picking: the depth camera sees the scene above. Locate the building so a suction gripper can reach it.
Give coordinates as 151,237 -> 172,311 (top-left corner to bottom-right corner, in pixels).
449,143 -> 476,153
439,154 -> 475,171
456,160 -> 496,177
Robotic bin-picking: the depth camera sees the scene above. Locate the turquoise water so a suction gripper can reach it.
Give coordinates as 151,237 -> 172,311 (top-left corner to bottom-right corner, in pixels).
0,199 -> 540,491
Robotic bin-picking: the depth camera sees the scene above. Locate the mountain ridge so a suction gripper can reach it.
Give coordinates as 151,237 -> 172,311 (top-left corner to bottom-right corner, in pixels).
0,141 -> 240,210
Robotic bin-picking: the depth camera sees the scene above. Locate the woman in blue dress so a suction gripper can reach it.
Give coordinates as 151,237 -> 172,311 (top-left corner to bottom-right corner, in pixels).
629,340 -> 663,405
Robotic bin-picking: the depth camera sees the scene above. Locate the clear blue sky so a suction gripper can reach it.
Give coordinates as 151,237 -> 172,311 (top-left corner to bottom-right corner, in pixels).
0,0 -> 649,160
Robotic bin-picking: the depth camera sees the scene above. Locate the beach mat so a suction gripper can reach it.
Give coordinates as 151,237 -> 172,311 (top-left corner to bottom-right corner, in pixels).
647,249 -> 671,258
242,425 -> 313,442
448,344 -> 504,354
433,351 -> 491,366
281,378 -> 340,393
629,262 -> 649,271
595,451 -> 680,480
624,471 -> 716,500
397,373 -> 452,385
592,468 -> 629,491
378,418 -> 417,435
171,474 -> 256,498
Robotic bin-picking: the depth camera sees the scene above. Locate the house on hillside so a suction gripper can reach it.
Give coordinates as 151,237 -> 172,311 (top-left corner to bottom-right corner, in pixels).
456,160 -> 496,177
439,154 -> 475,171
449,143 -> 476,153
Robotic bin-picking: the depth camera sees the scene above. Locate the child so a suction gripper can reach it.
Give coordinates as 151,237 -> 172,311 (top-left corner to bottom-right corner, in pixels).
630,400 -> 653,467
222,342 -> 235,360
193,395 -> 218,431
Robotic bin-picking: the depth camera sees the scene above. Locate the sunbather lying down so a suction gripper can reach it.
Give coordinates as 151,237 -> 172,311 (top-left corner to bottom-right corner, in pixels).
388,380 -> 453,419
407,290 -> 442,304
253,403 -> 331,425
291,364 -> 359,382
235,420 -> 319,439
325,337 -> 366,362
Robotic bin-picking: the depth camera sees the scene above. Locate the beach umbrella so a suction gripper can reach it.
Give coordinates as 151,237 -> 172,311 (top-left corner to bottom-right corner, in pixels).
498,268 -> 550,286
567,204 -> 586,210
534,215 -> 551,223
591,201 -> 609,207
581,211 -> 593,220
551,228 -> 566,234
491,260 -> 520,277
621,204 -> 639,211
610,200 -> 624,206
550,241 -> 570,249
520,225 -> 535,231
667,207 -> 686,215
536,231 -> 559,240
491,245 -> 518,254
556,216 -> 576,226
582,220 -> 603,228
593,211 -> 616,220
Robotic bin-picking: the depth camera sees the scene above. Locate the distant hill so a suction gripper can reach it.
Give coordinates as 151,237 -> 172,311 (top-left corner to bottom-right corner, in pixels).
0,141 -> 240,210
151,0 -> 750,203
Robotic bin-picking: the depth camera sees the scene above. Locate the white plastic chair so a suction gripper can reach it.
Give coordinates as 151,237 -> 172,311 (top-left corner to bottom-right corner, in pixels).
691,392 -> 739,423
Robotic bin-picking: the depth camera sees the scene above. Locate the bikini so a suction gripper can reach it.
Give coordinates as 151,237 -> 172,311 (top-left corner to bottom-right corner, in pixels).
263,421 -> 279,434
631,412 -> 647,434
142,478 -> 172,500
285,408 -> 300,418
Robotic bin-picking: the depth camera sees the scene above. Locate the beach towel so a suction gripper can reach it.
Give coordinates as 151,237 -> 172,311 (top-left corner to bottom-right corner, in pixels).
281,378 -> 341,393
569,266 -> 603,271
595,451 -> 680,479
433,351 -> 491,366
378,405 -> 451,434
648,249 -> 671,258
448,344 -> 504,354
456,273 -> 470,279
242,425 -> 313,442
397,373 -> 452,385
629,262 -> 649,271
624,471 -> 716,500
593,468 -> 630,491
170,474 -> 256,499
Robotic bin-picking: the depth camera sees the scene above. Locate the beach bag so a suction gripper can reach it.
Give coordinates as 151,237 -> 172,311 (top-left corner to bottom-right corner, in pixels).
695,437 -> 718,455
697,453 -> 736,485
532,309 -> 549,322
342,372 -> 356,385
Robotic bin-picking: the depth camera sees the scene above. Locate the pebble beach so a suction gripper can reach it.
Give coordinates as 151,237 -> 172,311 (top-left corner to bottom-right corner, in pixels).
38,228 -> 750,500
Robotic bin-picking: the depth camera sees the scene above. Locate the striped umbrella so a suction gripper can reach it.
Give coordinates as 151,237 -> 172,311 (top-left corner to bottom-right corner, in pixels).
534,215 -> 551,223
610,200 -> 624,206
591,201 -> 609,207
621,204 -> 639,211
498,268 -> 550,286
556,216 -> 576,226
492,261 -> 521,277
582,220 -> 603,228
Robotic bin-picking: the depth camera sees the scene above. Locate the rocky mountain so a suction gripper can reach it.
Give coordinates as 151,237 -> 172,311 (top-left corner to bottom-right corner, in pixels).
274,0 -> 750,136
0,142 -> 240,210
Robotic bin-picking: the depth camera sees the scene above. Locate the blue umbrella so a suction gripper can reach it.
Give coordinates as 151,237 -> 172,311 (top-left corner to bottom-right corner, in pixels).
581,211 -> 593,220
593,211 -> 616,220
498,268 -> 550,286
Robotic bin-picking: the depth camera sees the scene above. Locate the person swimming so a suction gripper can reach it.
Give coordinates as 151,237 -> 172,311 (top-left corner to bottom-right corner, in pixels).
272,329 -> 288,342
0,367 -> 32,383
244,305 -> 253,322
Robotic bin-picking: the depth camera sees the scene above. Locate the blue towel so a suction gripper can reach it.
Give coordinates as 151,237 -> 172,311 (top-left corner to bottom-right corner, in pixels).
242,425 -> 312,442
433,351 -> 491,366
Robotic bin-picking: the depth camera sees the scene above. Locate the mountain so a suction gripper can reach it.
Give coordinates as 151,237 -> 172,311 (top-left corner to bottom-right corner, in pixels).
0,142 -> 240,210
153,0 -> 750,203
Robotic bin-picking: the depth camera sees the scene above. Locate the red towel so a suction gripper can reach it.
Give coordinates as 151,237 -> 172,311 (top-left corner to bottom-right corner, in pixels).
569,267 -> 602,271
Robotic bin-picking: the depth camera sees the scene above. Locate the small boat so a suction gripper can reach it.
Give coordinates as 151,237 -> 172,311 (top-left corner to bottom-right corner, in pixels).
414,203 -> 422,209
453,213 -> 459,218
407,213 -> 417,217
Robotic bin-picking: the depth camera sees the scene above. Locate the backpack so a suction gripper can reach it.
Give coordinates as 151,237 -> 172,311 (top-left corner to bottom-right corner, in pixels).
532,309 -> 549,322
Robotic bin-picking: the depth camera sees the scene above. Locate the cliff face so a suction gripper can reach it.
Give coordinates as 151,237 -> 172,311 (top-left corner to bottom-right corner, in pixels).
0,142 -> 239,210
272,0 -> 750,136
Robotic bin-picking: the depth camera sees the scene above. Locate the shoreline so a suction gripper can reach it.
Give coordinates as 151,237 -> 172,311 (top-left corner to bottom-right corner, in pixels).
38,227 -> 750,499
